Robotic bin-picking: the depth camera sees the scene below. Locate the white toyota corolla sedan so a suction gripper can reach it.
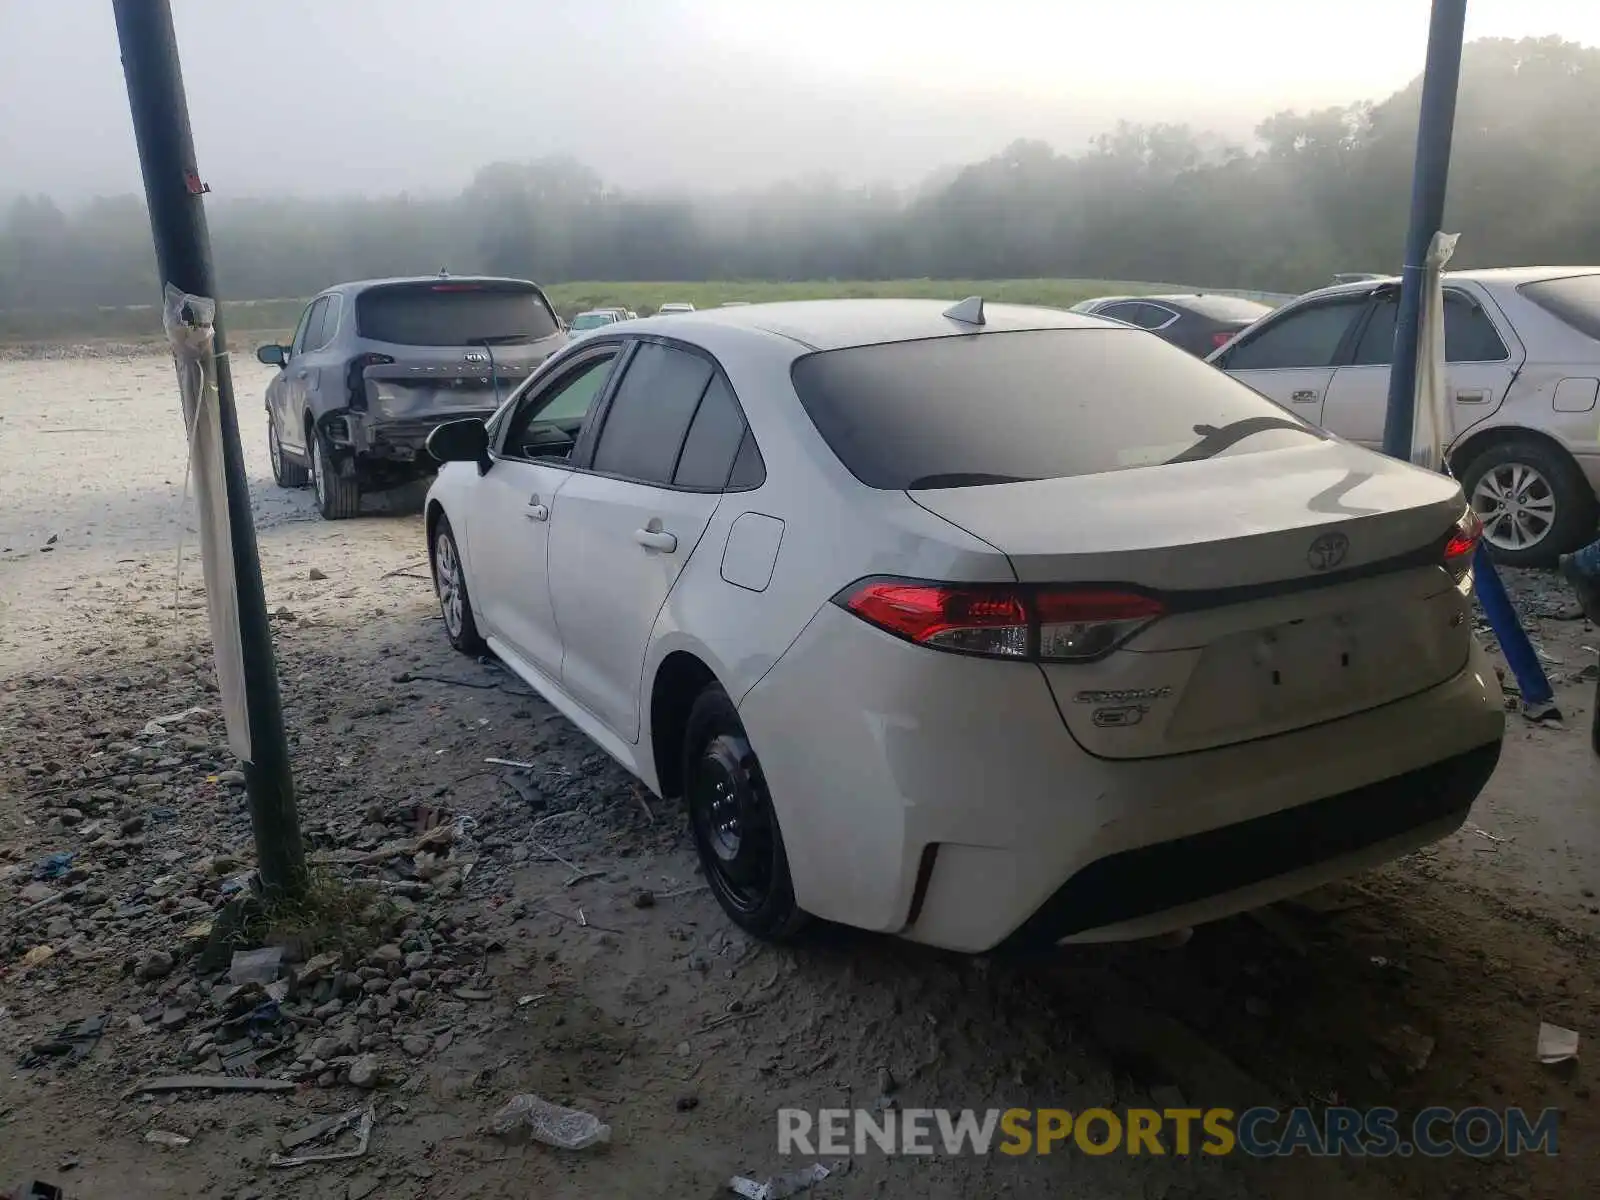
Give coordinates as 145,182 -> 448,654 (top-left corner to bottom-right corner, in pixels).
423,298 -> 1506,953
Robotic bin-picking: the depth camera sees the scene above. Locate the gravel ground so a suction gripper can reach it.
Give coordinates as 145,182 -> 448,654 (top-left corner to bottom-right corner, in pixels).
1,351 -> 1597,1200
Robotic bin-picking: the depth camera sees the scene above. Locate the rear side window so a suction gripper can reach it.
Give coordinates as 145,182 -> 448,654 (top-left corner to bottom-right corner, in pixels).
1224,298 -> 1365,370
790,328 -> 1324,490
673,375 -> 749,489
1521,274 -> 1600,341
591,343 -> 714,484
356,283 -> 560,346
1351,293 -> 1509,365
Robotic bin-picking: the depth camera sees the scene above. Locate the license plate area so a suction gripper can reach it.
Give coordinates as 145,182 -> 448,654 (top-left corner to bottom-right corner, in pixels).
1250,612 -> 1364,708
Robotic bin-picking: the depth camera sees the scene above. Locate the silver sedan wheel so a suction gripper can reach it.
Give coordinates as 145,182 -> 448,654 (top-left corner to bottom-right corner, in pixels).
1470,461 -> 1557,553
434,531 -> 465,638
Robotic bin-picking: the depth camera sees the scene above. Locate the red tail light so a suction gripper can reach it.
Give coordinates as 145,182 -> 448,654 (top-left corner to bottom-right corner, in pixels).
1443,508 -> 1482,583
836,579 -> 1164,662
346,352 -> 394,411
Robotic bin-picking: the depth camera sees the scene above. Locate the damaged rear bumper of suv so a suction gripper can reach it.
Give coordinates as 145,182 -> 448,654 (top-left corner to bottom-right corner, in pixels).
319,397 -> 500,485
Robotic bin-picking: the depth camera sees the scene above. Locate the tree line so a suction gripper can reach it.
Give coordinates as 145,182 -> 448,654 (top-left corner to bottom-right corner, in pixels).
2,36 -> 1596,314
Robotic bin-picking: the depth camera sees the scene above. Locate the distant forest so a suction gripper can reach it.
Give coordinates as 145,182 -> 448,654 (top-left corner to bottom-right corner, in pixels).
2,37 -> 1597,311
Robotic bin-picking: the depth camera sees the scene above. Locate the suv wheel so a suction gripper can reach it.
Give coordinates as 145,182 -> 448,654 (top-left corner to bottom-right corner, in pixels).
683,686 -> 808,941
310,432 -> 362,520
1461,438 -> 1597,568
269,417 -> 309,488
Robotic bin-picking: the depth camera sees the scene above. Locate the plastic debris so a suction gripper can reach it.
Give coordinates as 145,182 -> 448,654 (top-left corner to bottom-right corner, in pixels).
144,1131 -> 191,1148
270,1106 -> 374,1167
490,1095 -> 611,1150
728,1162 -> 837,1199
32,854 -> 74,881
19,946 -> 55,970
228,947 -> 283,987
1537,1022 -> 1580,1064
21,1015 -> 108,1068
1,1181 -> 66,1200
142,706 -> 211,736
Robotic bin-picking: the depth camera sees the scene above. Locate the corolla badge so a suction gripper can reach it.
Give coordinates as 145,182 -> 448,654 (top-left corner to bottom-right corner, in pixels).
1306,530 -> 1350,572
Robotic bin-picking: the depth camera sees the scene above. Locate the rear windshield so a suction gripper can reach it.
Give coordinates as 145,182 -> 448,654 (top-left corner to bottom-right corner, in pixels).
1519,274 -> 1600,341
789,328 -> 1325,490
570,313 -> 616,330
1179,295 -> 1274,321
356,283 -> 559,346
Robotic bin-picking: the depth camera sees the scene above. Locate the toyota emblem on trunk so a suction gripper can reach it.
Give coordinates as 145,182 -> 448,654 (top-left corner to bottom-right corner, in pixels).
1307,531 -> 1350,572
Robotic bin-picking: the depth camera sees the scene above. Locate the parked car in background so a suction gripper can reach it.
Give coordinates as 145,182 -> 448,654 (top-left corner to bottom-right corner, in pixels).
423,298 -> 1502,951
1070,294 -> 1272,356
1208,267 -> 1600,566
256,275 -> 566,520
657,302 -> 696,314
569,310 -> 625,337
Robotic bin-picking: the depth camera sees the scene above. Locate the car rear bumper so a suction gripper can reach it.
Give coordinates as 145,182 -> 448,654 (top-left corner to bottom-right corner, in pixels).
322,410 -> 498,463
738,606 -> 1506,953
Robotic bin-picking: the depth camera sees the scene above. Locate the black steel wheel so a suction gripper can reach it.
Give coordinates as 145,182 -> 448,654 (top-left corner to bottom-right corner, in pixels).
683,686 -> 806,940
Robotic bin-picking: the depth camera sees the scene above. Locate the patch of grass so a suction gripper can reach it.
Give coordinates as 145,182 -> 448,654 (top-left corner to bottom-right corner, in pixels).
241,869 -> 397,962
0,279 -> 1191,344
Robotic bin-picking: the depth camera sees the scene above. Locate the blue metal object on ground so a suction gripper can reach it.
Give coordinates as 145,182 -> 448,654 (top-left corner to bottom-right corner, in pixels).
1473,545 -> 1555,711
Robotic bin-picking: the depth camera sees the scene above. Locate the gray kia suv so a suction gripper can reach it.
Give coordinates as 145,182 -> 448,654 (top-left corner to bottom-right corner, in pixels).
257,275 -> 568,519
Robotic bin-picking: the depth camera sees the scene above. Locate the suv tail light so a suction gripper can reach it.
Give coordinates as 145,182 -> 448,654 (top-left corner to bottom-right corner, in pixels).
346,353 -> 394,411
1443,508 -> 1482,583
835,579 -> 1164,662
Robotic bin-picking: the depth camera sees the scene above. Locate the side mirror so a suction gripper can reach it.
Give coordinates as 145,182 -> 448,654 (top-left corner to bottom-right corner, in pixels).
256,344 -> 288,367
427,418 -> 489,468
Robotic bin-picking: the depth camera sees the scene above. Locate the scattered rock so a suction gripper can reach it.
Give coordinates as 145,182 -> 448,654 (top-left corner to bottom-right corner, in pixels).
136,949 -> 175,981
308,568 -> 328,581
402,1035 -> 431,1057
349,1055 -> 380,1089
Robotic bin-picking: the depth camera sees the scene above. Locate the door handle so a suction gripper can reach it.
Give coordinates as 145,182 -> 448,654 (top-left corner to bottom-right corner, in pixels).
525,500 -> 548,521
633,528 -> 678,552
1291,389 -> 1320,404
1456,390 -> 1489,404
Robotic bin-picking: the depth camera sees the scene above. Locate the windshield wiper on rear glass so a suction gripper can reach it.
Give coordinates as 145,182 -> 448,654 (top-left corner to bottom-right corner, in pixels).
904,472 -> 1038,489
1163,416 -> 1322,465
469,333 -> 532,345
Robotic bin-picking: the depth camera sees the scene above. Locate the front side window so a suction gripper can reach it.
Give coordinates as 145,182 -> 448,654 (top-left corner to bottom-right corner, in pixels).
1223,298 -> 1366,370
500,351 -> 619,461
292,297 -> 327,356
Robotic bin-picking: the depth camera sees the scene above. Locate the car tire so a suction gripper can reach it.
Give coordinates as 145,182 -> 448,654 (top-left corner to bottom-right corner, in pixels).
682,685 -> 808,942
1460,438 -> 1597,568
430,514 -> 486,655
269,418 -> 310,489
310,431 -> 362,521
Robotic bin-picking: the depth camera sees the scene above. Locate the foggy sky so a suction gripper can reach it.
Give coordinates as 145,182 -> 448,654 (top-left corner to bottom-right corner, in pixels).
3,0 -> 1599,203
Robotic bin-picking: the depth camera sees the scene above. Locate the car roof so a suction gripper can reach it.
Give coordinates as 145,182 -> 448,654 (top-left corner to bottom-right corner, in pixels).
322,275 -> 544,296
645,298 -> 1108,352
1291,266 -> 1600,305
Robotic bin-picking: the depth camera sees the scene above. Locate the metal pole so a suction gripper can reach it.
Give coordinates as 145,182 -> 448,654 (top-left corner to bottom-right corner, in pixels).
1381,0 -> 1468,457
114,0 -> 306,894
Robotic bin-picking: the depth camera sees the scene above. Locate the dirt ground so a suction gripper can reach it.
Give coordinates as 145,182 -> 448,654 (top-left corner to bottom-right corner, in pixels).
1,349 -> 1596,1199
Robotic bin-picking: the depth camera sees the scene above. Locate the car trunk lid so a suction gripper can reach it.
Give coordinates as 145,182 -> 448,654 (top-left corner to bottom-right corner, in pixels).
908,441 -> 1476,758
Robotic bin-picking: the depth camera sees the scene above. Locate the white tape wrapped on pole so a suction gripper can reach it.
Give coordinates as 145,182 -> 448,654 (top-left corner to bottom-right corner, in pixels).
1411,230 -> 1459,473
163,283 -> 251,761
